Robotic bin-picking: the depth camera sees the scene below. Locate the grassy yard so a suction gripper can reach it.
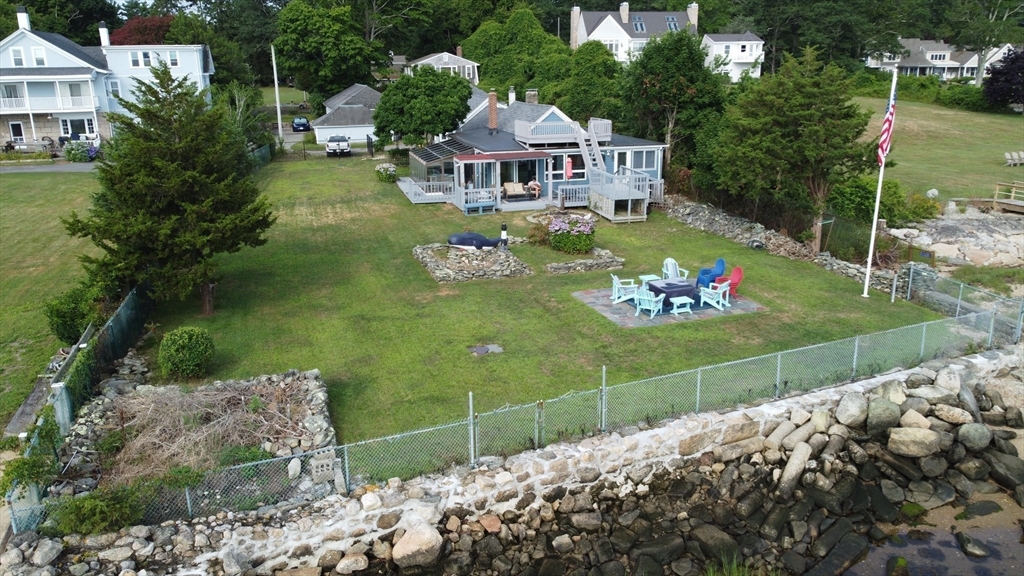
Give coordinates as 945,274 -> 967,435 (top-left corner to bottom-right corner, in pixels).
857,97 -> 1024,200
259,85 -> 307,106
0,173 -> 99,428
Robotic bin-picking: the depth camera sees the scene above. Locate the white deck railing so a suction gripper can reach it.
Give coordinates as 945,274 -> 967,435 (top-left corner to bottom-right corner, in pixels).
587,118 -> 612,141
0,96 -> 98,112
397,177 -> 454,204
452,186 -> 499,210
556,184 -> 590,207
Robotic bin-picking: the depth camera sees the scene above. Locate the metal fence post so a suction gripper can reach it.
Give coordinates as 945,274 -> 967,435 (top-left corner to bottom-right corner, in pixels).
534,402 -> 541,449
468,392 -> 475,467
695,368 -> 702,413
890,273 -> 898,303
920,323 -> 927,360
343,445 -> 351,493
538,400 -> 545,448
987,310 -> 996,348
955,284 -> 963,318
775,352 -> 782,399
906,263 -> 914,301
852,336 -> 860,380
600,366 -> 607,433
185,486 -> 193,518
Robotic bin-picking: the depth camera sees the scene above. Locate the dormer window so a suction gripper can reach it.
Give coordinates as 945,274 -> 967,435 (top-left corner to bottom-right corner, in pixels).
11,47 -> 24,67
666,16 -> 680,32
929,53 -> 947,61
632,15 -> 646,32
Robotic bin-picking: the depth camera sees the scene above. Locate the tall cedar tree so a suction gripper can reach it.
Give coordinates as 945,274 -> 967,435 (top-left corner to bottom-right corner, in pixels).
62,63 -> 275,316
373,65 -> 471,146
618,30 -> 726,168
715,48 -> 874,253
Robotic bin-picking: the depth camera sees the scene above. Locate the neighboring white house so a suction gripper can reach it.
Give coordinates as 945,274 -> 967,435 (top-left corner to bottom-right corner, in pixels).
312,83 -> 381,143
570,2 -> 698,63
701,32 -> 763,82
0,6 -> 212,146
405,51 -> 479,85
866,38 -> 1016,84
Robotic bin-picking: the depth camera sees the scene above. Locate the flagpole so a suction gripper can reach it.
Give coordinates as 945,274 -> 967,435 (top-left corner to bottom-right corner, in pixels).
863,68 -> 898,298
271,44 -> 284,143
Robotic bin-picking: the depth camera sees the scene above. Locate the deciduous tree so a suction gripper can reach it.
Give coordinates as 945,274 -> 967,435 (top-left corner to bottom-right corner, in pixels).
947,0 -> 1024,85
373,66 -> 471,146
62,62 -> 275,316
715,47 -> 874,253
166,12 -> 253,85
553,41 -> 622,121
983,46 -> 1024,106
109,16 -> 174,45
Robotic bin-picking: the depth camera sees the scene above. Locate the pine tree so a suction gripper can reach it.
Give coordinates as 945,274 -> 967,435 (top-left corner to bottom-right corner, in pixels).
63,62 -> 275,315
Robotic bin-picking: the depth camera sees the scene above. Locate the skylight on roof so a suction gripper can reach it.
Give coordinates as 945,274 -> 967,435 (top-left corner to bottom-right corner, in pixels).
666,16 -> 677,21
632,15 -> 643,21
633,22 -> 646,32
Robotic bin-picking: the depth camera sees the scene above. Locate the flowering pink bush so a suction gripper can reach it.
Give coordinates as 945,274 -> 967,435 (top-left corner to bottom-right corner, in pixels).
548,215 -> 595,254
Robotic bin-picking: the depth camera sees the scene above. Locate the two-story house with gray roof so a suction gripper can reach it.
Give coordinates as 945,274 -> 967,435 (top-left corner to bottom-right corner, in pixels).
402,88 -> 666,222
866,38 -> 1017,84
570,2 -> 699,63
701,32 -> 764,82
0,6 -> 212,148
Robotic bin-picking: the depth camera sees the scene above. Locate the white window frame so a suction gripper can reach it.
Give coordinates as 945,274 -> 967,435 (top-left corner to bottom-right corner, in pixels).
602,41 -> 619,55
106,80 -> 120,98
724,44 -> 731,56
632,149 -> 657,170
9,121 -> 25,142
632,22 -> 646,32
2,84 -> 20,99
667,22 -> 679,32
60,118 -> 95,136
632,41 -> 648,54
130,51 -> 153,67
32,47 -> 45,66
168,50 -> 179,67
11,47 -> 24,67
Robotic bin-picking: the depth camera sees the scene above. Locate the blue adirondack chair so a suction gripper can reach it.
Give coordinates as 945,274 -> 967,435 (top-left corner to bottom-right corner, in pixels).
610,274 -> 638,304
634,288 -> 666,319
696,258 -> 725,288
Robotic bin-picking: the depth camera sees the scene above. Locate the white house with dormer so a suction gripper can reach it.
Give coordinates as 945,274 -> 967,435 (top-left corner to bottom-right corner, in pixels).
0,6 -> 212,147
571,2 -> 699,63
866,38 -> 1016,84
701,32 -> 763,81
404,51 -> 479,85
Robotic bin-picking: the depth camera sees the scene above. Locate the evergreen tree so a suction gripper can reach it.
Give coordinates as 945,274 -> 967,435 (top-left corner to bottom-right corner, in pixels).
983,47 -> 1024,106
715,48 -> 874,253
62,63 -> 275,316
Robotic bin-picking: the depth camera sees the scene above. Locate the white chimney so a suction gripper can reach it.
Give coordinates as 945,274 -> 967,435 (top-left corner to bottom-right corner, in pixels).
16,6 -> 30,30
98,21 -> 110,46
687,3 -> 699,34
508,86 -> 516,104
570,6 -> 581,50
619,3 -> 629,24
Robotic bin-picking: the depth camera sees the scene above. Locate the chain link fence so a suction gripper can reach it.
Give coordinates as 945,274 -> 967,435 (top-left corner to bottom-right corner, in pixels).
10,268 -> 1020,531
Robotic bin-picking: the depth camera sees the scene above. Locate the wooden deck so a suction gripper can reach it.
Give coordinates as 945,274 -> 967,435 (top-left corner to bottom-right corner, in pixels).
993,182 -> 1024,214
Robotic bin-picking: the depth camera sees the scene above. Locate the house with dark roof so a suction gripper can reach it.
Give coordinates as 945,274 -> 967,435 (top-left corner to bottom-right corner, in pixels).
866,38 -> 1017,85
571,2 -> 699,63
403,89 -> 666,221
313,83 -> 381,143
0,6 -> 213,147
702,32 -> 764,82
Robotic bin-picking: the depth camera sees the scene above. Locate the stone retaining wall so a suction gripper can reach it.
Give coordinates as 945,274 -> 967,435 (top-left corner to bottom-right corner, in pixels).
6,347 -> 1021,576
545,249 -> 624,275
412,240 -> 532,283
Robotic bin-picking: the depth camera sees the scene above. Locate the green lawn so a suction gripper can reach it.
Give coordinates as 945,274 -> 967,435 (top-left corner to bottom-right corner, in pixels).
259,85 -> 307,106
857,97 -> 1024,200
1,157 -> 957,441
0,172 -> 99,428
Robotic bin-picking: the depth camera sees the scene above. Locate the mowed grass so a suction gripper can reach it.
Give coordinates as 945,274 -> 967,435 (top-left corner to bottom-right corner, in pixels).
0,172 -> 99,427
135,157 -> 939,443
258,85 -> 308,106
857,97 -> 1024,200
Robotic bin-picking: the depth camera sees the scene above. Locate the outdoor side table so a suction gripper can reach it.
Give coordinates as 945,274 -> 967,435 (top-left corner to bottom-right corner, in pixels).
639,274 -> 661,288
669,296 -> 695,316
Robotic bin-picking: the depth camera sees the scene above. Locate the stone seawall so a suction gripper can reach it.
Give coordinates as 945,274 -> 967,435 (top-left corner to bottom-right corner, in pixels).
5,347 -> 1021,576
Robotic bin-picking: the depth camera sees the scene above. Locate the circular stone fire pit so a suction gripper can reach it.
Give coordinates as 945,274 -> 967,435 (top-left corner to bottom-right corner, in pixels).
413,239 -> 533,283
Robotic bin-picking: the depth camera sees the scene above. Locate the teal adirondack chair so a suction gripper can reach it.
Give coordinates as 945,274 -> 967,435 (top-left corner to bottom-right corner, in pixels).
661,257 -> 690,281
634,288 -> 666,319
699,280 -> 731,311
610,274 -> 638,304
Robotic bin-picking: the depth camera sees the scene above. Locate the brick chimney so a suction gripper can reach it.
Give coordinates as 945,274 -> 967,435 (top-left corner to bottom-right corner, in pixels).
570,6 -> 581,50
508,86 -> 516,104
687,3 -> 699,34
456,45 -> 463,57
488,90 -> 498,133
16,6 -> 30,30
525,89 -> 539,104
619,2 -> 629,24
99,21 -> 110,46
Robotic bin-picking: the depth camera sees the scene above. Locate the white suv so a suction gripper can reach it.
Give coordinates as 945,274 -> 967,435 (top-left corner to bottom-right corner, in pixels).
325,135 -> 351,157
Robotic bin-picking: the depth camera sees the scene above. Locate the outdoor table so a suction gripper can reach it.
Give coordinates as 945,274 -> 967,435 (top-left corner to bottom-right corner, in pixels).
647,279 -> 696,306
638,274 -> 661,288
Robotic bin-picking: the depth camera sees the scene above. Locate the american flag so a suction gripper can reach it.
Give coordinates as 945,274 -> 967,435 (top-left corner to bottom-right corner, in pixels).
877,91 -> 897,166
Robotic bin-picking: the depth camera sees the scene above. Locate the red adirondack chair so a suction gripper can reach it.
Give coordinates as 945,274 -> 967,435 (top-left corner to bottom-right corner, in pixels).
715,266 -> 744,297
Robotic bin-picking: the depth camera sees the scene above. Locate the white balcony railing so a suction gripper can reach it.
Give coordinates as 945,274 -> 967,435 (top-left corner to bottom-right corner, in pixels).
587,118 -> 612,141
0,95 -> 99,112
514,120 -> 579,144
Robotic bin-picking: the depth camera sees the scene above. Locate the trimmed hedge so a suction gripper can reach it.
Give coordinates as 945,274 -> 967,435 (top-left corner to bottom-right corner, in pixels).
158,327 -> 215,378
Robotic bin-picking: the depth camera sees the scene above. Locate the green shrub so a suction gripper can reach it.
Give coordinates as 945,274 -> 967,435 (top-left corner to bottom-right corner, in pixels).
386,147 -> 410,166
527,221 -> 550,245
374,162 -> 397,183
821,217 -> 898,263
0,151 -> 52,161
63,141 -> 97,162
63,339 -> 98,409
158,327 -> 215,378
44,485 -> 144,535
937,83 -> 995,112
829,177 -> 938,228
548,215 -> 595,254
218,445 -> 274,467
43,284 -> 105,345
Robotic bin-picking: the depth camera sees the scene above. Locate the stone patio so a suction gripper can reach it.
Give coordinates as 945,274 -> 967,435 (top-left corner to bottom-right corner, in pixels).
574,288 -> 767,328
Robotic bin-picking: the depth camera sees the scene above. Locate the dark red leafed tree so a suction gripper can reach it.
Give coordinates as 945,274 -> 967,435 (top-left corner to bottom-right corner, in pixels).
109,16 -> 174,45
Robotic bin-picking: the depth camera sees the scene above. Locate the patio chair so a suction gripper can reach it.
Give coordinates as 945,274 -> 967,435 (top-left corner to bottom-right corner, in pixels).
1014,151 -> 1024,166
634,287 -> 666,319
714,266 -> 744,299
1007,153 -> 1016,166
610,274 -> 639,304
699,280 -> 731,311
696,258 -> 725,288
661,258 -> 690,281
